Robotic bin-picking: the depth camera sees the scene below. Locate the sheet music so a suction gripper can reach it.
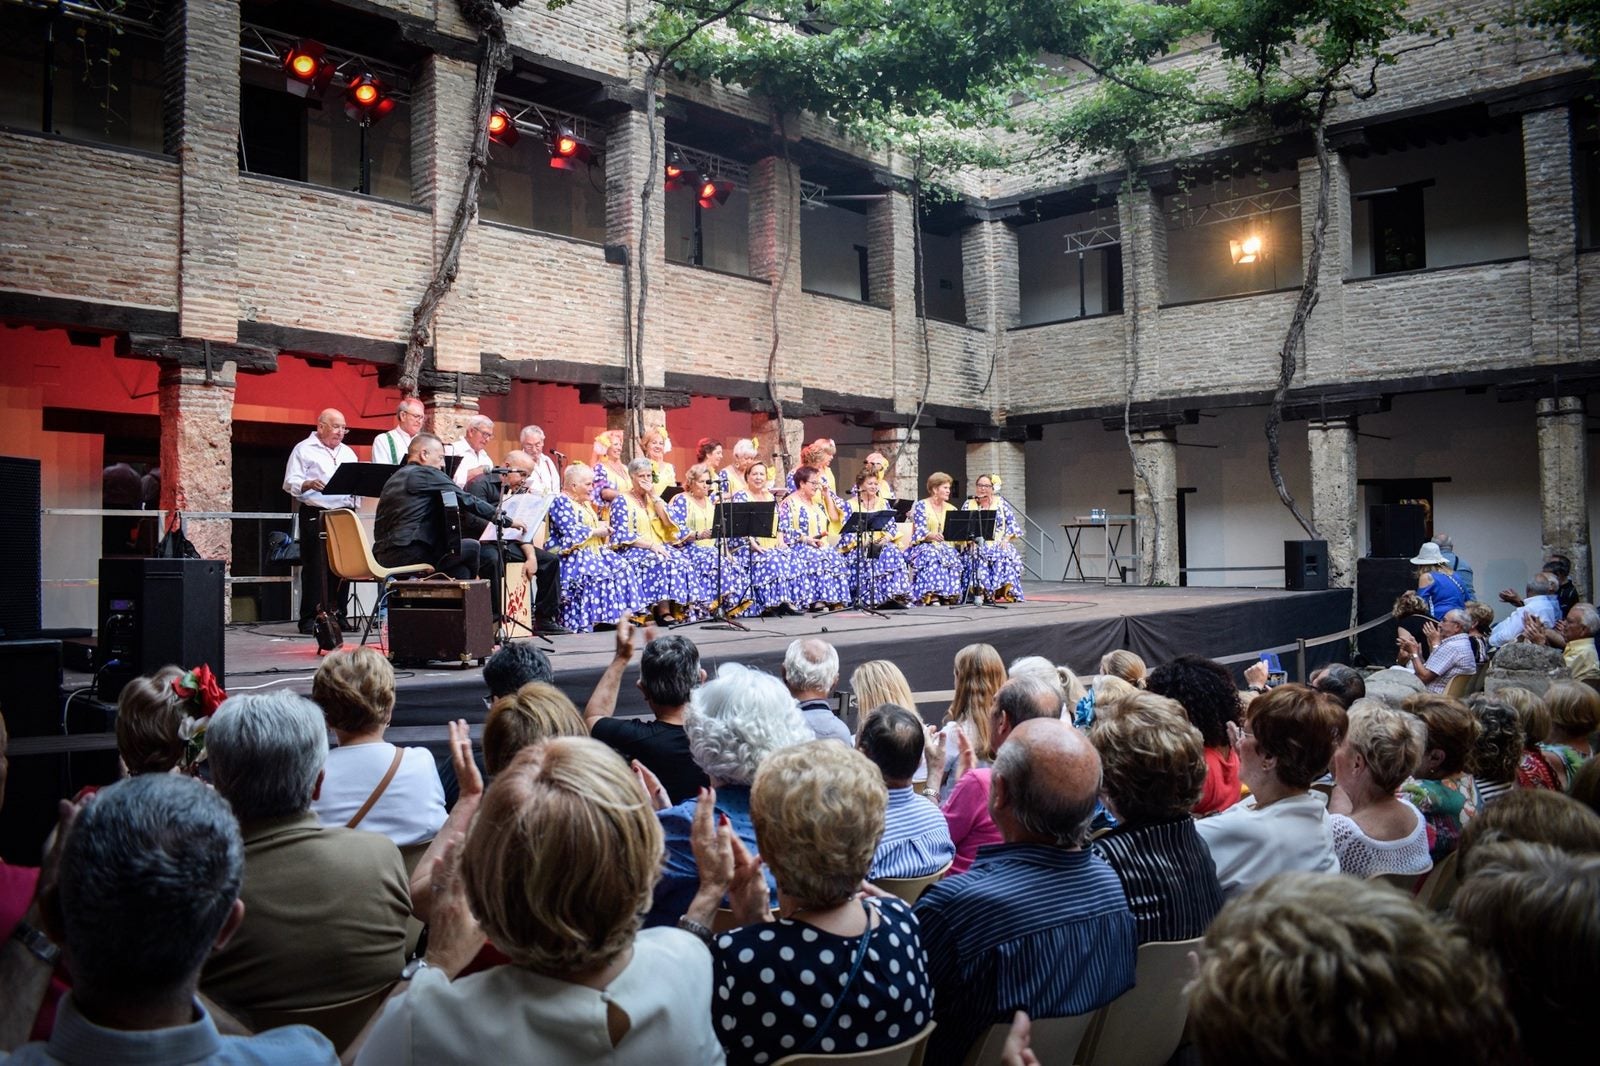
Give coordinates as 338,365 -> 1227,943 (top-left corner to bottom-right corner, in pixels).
480,492 -> 556,544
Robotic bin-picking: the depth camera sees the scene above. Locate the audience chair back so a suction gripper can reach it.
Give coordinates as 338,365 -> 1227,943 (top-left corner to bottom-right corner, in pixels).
246,981 -> 396,1055
1366,869 -> 1427,895
1443,672 -> 1475,699
963,1012 -> 1095,1066
872,861 -> 952,905
1077,937 -> 1202,1066
1416,849 -> 1460,911
323,508 -> 434,645
774,1020 -> 935,1066
714,908 -> 740,933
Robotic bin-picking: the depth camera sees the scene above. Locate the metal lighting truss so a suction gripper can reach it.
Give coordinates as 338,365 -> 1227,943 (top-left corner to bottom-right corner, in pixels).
1167,186 -> 1300,229
239,22 -> 411,102
664,140 -> 828,206
492,92 -> 601,150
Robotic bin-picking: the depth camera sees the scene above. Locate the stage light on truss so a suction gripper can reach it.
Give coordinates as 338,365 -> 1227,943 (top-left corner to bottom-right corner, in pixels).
487,106 -> 519,146
664,149 -> 699,190
282,39 -> 333,97
344,71 -> 396,125
697,178 -> 734,209
1230,234 -> 1264,265
548,124 -> 593,169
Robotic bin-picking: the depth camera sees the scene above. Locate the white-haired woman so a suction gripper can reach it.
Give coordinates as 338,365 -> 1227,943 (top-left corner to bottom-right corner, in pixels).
644,663 -> 813,927
545,463 -> 642,632
1327,699 -> 1432,877
611,457 -> 696,624
723,437 -> 760,496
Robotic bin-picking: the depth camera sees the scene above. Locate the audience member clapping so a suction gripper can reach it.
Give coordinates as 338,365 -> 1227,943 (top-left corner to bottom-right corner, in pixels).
1188,873 -> 1516,1066
199,692 -> 410,1026
1325,699 -> 1432,877
857,705 -> 955,879
1195,684 -> 1346,896
1398,693 -> 1481,861
353,738 -> 725,1065
586,624 -> 709,804
1145,654 -> 1245,813
1088,692 -> 1223,941
1463,694 -> 1522,808
1454,841 -> 1600,1066
687,741 -> 934,1064
645,663 -> 812,926
1540,680 -> 1600,789
308,647 -> 447,846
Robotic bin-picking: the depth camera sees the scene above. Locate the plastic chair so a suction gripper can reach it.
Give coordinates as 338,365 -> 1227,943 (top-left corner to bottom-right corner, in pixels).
775,1021 -> 936,1065
322,508 -> 434,646
873,861 -> 952,905
1416,849 -> 1460,911
963,1011 -> 1096,1066
1443,672 -> 1474,699
245,982 -> 395,1055
1077,937 -> 1201,1066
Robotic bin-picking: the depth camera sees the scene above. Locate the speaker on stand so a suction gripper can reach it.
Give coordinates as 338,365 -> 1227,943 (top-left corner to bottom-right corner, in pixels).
97,557 -> 226,702
1284,540 -> 1328,591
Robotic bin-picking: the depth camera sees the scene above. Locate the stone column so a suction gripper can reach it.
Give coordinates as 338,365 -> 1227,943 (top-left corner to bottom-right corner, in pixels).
424,392 -> 478,445
158,363 -> 236,590
168,0 -> 239,341
412,54 -> 482,374
1130,426 -> 1179,585
1537,396 -> 1592,596
1307,416 -> 1359,588
965,440 -> 1027,522
961,220 -> 1018,415
753,412 -> 805,480
872,426 -> 920,502
1298,149 -> 1351,377
1524,107 -> 1579,366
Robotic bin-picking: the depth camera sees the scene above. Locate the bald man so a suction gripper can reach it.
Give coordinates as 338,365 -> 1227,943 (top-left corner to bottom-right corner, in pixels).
446,415 -> 495,488
914,717 -> 1136,1061
283,408 -> 357,633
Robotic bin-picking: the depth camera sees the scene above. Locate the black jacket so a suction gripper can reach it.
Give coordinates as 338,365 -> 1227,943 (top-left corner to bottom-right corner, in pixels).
373,463 -> 499,566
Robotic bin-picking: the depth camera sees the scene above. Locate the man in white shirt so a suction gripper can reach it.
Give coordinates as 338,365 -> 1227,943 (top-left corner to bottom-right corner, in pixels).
371,398 -> 425,465
446,415 -> 495,488
283,409 -> 358,633
1490,572 -> 1562,648
518,424 -> 563,496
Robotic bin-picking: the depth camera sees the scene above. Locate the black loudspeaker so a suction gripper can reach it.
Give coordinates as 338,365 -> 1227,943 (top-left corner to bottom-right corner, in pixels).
1357,557 -> 1416,665
0,639 -> 64,864
1368,504 -> 1427,559
1284,540 -> 1329,591
0,457 -> 42,638
97,558 -> 226,702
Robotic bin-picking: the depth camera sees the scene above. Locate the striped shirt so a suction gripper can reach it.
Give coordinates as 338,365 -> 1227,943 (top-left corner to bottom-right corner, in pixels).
871,787 -> 956,880
1090,818 -> 1223,944
913,844 -> 1136,1063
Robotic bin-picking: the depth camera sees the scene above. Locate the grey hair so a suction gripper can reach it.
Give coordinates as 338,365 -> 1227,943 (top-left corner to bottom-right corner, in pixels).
466,415 -> 494,433
783,638 -> 839,694
1572,603 -> 1600,633
686,662 -> 813,784
997,672 -> 1065,728
519,424 -> 545,443
1008,656 -> 1069,704
207,691 -> 329,821
397,398 -> 423,415
563,461 -> 593,490
1433,533 -> 1454,551
484,641 -> 555,698
1443,608 -> 1472,629
732,438 -> 759,459
1529,572 -> 1559,595
57,774 -> 243,993
992,733 -> 1099,847
627,456 -> 654,477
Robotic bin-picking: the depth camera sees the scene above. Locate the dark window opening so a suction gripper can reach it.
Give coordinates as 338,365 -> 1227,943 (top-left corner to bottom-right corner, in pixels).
1370,184 -> 1427,274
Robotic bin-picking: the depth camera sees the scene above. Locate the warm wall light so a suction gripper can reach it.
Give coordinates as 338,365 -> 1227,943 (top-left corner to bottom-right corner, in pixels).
487,106 -> 519,146
1230,234 -> 1264,265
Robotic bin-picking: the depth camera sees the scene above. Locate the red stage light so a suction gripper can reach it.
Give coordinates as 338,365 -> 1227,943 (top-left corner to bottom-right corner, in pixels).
488,106 -> 519,146
291,54 -> 317,77
282,39 -> 333,98
354,83 -> 378,105
344,72 -> 395,125
548,124 -> 593,170
664,149 -> 699,191
697,179 -> 734,209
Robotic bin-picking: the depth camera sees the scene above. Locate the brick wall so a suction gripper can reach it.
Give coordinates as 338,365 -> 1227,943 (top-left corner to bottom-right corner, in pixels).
1341,262 -> 1533,376
1005,316 -> 1127,412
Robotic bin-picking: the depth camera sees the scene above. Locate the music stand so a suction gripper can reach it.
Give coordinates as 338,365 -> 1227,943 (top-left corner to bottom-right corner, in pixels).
943,509 -> 1007,610
679,500 -> 776,632
817,510 -> 898,620
481,488 -> 557,646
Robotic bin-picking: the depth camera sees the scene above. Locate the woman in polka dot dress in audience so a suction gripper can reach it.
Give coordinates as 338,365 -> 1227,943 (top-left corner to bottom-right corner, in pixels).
681,740 -> 933,1065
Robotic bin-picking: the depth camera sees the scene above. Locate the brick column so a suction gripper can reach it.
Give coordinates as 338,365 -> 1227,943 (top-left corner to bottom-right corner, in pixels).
1116,187 -> 1167,394
1524,107 -> 1579,366
867,190 -> 921,412
425,392 -> 478,445
1299,149 -> 1351,377
872,426 -> 920,502
168,0 -> 239,341
753,412 -> 805,480
1130,426 -> 1179,585
606,107 -> 665,387
1538,396 -> 1591,596
1307,416 -> 1359,589
965,439 -> 1027,523
962,220 -> 1018,414
158,363 -> 235,584
412,54 -> 482,374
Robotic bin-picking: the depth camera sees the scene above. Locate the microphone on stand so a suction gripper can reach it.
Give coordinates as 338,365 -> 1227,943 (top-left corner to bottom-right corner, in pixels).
551,449 -> 568,467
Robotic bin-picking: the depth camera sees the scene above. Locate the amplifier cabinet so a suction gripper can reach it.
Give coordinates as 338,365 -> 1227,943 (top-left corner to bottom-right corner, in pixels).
387,580 -> 495,666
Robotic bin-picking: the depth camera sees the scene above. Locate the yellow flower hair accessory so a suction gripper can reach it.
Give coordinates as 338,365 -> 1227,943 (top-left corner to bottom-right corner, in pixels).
990,474 -> 1003,490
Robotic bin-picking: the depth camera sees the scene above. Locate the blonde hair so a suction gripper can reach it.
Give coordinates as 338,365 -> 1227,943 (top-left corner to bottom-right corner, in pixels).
1189,873 -> 1516,1065
925,471 -> 952,495
463,739 -> 661,977
1544,680 -> 1600,741
1494,685 -> 1550,749
752,741 -> 885,909
800,439 -> 831,466
1344,700 -> 1427,793
851,660 -> 916,723
641,426 -> 670,453
945,644 -> 1005,761
115,666 -> 187,774
1099,650 -> 1147,687
1089,693 -> 1205,824
311,647 -> 395,735
483,682 -> 587,774
1093,675 -> 1140,714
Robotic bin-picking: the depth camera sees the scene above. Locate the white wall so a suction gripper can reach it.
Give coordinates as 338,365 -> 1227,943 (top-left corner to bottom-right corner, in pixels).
801,204 -> 868,300
1347,130 -> 1528,277
1017,208 -> 1116,325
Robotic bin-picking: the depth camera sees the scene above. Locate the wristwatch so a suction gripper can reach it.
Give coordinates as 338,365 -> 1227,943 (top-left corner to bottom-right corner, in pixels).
11,921 -> 60,965
400,957 -> 431,981
677,915 -> 715,944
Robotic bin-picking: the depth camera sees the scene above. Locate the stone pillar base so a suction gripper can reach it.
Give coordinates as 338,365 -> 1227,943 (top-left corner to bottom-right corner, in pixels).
1307,417 -> 1358,589
159,362 -> 237,620
1538,395 -> 1592,596
1130,427 -> 1179,585
753,414 -> 805,483
425,394 -> 478,446
872,427 -> 920,502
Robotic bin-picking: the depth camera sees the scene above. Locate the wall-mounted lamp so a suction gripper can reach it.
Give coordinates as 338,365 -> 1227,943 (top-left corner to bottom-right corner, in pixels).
1230,234 -> 1264,265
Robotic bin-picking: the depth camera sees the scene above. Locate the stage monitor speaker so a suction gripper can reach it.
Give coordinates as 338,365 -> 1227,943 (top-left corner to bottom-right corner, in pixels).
0,639 -> 64,864
97,557 -> 226,702
387,580 -> 495,666
0,457 -> 42,638
1368,504 -> 1427,559
1357,556 -> 1416,665
1284,540 -> 1328,591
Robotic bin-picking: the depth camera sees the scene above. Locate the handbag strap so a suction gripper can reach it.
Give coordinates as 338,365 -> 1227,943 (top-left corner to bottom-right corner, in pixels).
797,900 -> 876,1054
346,747 -> 405,829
